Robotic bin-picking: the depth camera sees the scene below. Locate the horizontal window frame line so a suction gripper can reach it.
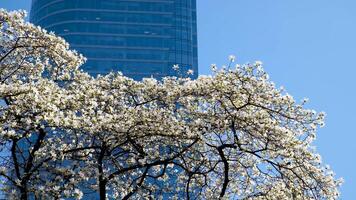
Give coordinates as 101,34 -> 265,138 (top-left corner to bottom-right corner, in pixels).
52,25 -> 174,36
72,45 -> 169,51
31,0 -> 64,19
43,20 -> 173,30
86,58 -> 169,63
31,0 -> 175,18
59,32 -> 173,39
33,8 -> 174,24
87,71 -> 170,76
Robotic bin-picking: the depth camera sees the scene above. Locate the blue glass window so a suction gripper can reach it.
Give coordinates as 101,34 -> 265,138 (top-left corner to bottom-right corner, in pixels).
31,0 -> 198,80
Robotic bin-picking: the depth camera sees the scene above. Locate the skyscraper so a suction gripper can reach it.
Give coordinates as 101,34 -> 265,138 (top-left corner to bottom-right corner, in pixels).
30,0 -> 198,80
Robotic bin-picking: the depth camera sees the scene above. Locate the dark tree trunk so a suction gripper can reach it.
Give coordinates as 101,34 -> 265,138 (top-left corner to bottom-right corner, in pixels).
20,185 -> 28,200
98,145 -> 107,200
99,179 -> 107,200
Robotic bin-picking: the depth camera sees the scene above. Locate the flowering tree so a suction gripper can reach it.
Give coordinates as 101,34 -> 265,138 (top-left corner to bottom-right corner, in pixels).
0,9 -> 85,199
0,10 -> 341,200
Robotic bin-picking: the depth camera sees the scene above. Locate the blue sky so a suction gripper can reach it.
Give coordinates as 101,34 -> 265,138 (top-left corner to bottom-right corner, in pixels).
1,0 -> 355,199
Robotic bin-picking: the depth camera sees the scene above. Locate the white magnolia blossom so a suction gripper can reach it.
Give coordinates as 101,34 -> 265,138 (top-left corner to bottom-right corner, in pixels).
172,64 -> 179,71
211,63 -> 217,71
0,10 -> 341,200
187,69 -> 194,75
228,54 -> 236,62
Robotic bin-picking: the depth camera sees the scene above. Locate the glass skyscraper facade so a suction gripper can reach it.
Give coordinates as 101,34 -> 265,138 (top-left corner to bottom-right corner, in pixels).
30,0 -> 198,80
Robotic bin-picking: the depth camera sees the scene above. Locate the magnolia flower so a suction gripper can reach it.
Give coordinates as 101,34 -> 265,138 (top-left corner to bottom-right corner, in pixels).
187,69 -> 194,75
228,54 -> 236,62
172,64 -> 179,71
210,64 -> 217,71
0,167 -> 6,174
302,97 -> 309,103
73,189 -> 83,200
255,60 -> 263,66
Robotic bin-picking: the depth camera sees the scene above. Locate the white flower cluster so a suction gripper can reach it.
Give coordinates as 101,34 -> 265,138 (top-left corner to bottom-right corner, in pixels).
0,10 -> 341,200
